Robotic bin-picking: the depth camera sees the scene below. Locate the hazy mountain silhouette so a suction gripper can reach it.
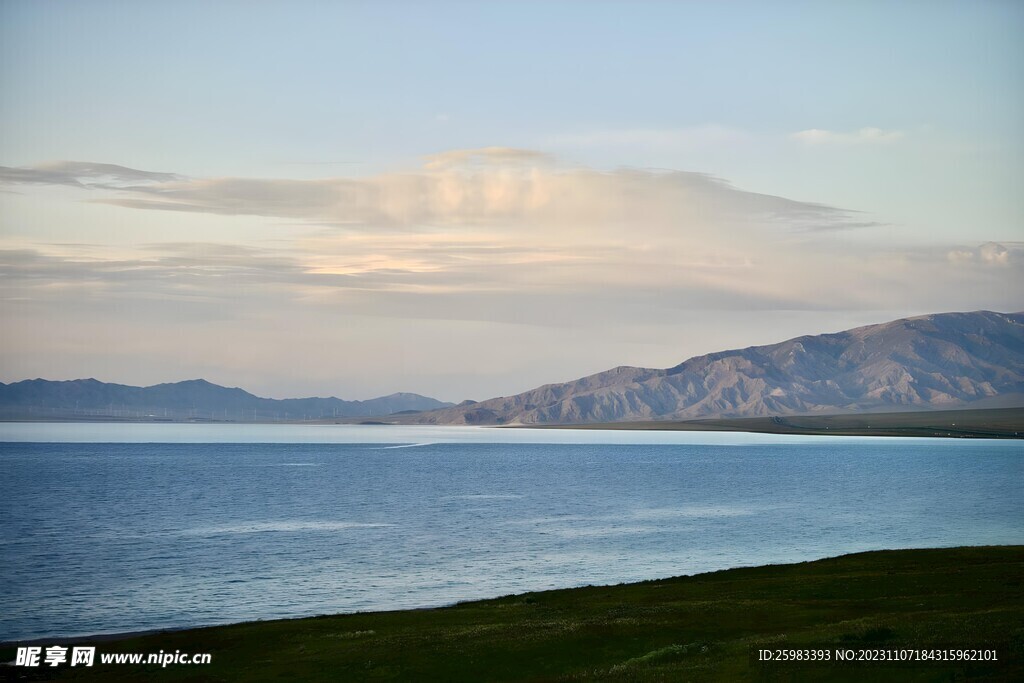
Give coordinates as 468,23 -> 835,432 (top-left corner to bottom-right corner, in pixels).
0,378 -> 452,421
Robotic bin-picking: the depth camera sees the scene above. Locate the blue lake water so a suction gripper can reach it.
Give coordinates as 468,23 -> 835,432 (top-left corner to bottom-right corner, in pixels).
0,424 -> 1021,641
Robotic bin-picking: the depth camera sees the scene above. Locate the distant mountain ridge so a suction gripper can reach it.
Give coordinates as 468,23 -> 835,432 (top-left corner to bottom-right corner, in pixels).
410,310 -> 1024,425
0,378 -> 453,421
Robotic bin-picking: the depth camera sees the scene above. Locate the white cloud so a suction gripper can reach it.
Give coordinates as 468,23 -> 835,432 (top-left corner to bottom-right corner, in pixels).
949,241 -> 1014,266
947,249 -> 975,263
979,241 -> 1010,265
1,151 -> 862,236
791,127 -> 904,145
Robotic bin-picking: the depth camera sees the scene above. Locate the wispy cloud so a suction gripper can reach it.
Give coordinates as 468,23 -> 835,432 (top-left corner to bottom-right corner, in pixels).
0,161 -> 182,188
791,127 -> 904,145
423,146 -> 553,169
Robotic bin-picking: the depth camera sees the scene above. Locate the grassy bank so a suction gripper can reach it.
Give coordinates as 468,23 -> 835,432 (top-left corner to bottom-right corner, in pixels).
543,406 -> 1024,439
3,546 -> 1022,681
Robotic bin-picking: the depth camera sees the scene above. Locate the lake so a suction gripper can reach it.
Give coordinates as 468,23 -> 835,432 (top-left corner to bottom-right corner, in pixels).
1,423 -> 1021,641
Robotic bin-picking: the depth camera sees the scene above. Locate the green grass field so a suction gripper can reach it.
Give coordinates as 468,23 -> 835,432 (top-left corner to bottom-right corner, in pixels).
3,546 -> 1021,681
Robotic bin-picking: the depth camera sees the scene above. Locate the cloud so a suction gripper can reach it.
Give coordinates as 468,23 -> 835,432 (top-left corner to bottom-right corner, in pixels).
791,127 -> 904,145
948,241 -> 1015,266
2,151 -> 1018,330
4,232 -> 1021,330
0,161 -> 182,188
423,146 -> 552,169
979,242 -> 1011,265
0,150 -> 867,236
947,248 -> 975,264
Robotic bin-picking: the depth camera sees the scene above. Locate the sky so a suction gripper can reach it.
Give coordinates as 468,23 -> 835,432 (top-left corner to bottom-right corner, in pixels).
1,0 -> 1022,402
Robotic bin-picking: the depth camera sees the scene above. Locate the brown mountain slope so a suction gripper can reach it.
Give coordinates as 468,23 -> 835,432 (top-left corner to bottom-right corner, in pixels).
411,310 -> 1024,425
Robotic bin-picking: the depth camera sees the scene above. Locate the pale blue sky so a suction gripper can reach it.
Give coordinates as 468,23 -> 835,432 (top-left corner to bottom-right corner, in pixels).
1,1 -> 1021,399
3,1 -> 1022,238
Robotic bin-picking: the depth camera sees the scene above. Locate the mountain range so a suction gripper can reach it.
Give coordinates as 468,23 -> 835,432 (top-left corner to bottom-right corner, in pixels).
0,378 -> 452,421
2,310 -> 1022,425
407,310 -> 1024,425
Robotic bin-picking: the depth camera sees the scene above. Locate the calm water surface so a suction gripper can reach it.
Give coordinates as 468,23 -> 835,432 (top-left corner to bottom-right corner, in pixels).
1,424 -> 1021,640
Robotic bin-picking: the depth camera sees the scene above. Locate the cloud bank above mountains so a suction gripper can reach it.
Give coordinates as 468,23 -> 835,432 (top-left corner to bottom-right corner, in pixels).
1,149 -> 1020,399
1,149 -> 1018,314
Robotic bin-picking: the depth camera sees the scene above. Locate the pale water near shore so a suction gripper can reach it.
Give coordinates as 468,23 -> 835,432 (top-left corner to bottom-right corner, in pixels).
1,424 -> 1021,641
0,421 -> 883,445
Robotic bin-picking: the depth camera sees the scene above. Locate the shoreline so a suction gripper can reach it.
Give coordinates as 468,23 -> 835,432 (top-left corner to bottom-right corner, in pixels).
513,405 -> 1024,439
3,406 -> 1023,439
2,545 -> 1019,646
2,545 -> 1020,680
